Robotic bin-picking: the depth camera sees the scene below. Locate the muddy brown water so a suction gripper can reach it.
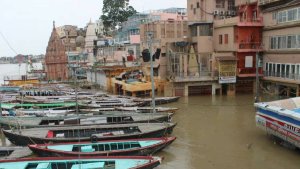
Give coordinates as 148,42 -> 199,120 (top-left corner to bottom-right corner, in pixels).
1,94 -> 300,168
156,95 -> 300,169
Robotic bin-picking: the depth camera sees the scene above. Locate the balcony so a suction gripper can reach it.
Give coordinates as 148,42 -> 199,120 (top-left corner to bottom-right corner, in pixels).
214,16 -> 263,28
238,68 -> 263,77
258,0 -> 282,6
237,42 -> 263,52
238,17 -> 264,26
170,71 -> 218,82
264,71 -> 300,83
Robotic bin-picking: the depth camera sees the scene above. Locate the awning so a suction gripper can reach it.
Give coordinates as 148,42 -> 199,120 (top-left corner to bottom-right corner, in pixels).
216,56 -> 237,61
214,52 -> 237,61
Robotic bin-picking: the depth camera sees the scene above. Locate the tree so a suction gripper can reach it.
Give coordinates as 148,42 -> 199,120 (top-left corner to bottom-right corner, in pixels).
101,0 -> 137,35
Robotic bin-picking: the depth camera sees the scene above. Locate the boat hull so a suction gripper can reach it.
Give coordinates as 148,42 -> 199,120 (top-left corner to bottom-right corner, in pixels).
28,137 -> 176,157
3,124 -> 176,146
0,156 -> 161,169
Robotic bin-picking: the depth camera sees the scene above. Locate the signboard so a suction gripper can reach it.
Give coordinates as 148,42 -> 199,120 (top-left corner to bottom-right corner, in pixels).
256,114 -> 300,148
218,61 -> 237,84
245,56 -> 253,68
219,76 -> 236,84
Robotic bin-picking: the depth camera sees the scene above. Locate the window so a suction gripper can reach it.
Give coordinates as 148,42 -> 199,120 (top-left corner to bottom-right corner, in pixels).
194,8 -> 196,15
197,2 -> 200,8
272,12 -> 277,20
270,35 -> 300,50
287,35 -> 296,48
219,35 -> 223,44
191,26 -> 197,37
216,0 -> 225,8
190,4 -> 193,10
298,35 -> 300,48
277,7 -> 300,23
224,34 -> 228,44
199,24 -> 213,36
288,9 -> 297,21
270,37 -> 276,49
228,0 -> 235,11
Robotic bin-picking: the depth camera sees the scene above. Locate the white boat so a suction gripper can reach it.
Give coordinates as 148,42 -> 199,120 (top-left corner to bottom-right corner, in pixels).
16,109 -> 73,117
255,97 -> 300,148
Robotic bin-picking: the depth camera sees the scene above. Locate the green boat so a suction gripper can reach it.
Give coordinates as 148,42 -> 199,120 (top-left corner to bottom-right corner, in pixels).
1,102 -> 78,109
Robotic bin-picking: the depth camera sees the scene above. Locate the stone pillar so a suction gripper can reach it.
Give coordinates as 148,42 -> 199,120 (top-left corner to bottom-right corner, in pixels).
184,83 -> 189,96
184,54 -> 188,78
212,83 -> 216,95
227,84 -> 236,96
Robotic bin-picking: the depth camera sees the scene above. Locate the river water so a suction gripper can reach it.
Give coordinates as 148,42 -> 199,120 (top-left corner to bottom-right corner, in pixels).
0,63 -> 42,85
1,64 -> 300,168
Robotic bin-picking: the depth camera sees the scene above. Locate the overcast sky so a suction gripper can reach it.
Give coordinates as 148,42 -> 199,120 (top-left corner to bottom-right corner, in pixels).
0,0 -> 187,57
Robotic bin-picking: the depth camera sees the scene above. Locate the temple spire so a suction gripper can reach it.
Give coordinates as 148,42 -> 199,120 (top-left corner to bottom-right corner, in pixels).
53,21 -> 55,29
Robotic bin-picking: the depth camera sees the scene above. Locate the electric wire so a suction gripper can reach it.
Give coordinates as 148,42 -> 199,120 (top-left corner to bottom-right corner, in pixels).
0,31 -> 18,55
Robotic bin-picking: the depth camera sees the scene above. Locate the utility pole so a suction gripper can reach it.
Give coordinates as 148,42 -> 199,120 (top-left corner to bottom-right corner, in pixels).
147,31 -> 156,114
255,51 -> 260,103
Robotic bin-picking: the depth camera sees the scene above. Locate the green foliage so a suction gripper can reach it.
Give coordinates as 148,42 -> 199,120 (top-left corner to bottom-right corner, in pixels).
100,0 -> 137,35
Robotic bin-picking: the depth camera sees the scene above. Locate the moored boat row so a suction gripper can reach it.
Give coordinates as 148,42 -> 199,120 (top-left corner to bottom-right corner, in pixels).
0,84 -> 180,168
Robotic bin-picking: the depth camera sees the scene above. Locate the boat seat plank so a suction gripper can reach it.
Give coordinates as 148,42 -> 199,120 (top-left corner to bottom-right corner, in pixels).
36,162 -> 51,169
116,160 -> 147,169
71,162 -> 105,169
47,145 -> 73,152
139,140 -> 160,147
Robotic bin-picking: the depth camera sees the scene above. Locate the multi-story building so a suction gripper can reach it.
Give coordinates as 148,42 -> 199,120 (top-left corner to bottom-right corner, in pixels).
214,0 -> 263,94
179,0 -> 264,96
260,0 -> 300,97
140,20 -> 189,95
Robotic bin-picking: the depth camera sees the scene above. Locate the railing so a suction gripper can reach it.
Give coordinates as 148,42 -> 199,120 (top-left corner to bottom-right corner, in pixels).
259,0 -> 281,5
264,71 -> 300,80
238,42 -> 262,50
239,17 -> 263,24
238,68 -> 263,74
169,71 -> 218,82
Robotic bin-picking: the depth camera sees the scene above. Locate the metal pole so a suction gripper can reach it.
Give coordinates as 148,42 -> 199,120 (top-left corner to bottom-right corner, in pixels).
147,31 -> 156,113
75,61 -> 78,114
255,52 -> 259,102
0,102 -> 2,117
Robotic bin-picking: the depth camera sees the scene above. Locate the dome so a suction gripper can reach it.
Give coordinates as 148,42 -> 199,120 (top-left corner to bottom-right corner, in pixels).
75,36 -> 85,47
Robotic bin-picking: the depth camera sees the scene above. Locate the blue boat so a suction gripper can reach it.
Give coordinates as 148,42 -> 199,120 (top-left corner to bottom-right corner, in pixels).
28,137 -> 176,157
0,156 -> 162,169
255,97 -> 300,148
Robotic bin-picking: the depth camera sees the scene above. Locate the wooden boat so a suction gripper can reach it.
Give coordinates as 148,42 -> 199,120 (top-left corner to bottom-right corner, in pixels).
115,107 -> 179,113
16,109 -> 74,117
0,113 -> 173,129
3,123 -> 176,146
0,156 -> 162,169
0,147 -> 32,160
135,97 -> 180,106
1,102 -> 78,110
28,137 -> 176,157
